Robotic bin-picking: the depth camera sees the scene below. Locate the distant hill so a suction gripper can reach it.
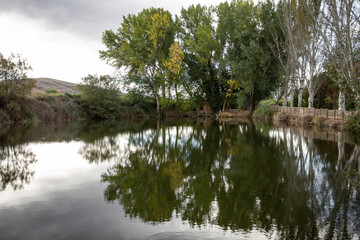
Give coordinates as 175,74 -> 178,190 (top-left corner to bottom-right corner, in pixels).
34,78 -> 78,94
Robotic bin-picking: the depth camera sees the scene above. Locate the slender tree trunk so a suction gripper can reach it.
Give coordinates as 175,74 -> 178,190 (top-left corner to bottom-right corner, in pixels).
155,94 -> 160,117
283,95 -> 287,107
308,89 -> 315,108
175,84 -> 178,105
222,97 -> 227,112
298,79 -> 305,107
289,87 -> 295,107
338,90 -> 346,111
298,88 -> 304,108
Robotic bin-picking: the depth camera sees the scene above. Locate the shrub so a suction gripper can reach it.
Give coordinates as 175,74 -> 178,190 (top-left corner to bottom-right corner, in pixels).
45,89 -> 59,94
0,109 -> 11,124
255,100 -> 276,120
313,116 -> 325,126
259,99 -> 277,106
344,113 -> 360,135
301,116 -> 313,124
273,112 -> 288,122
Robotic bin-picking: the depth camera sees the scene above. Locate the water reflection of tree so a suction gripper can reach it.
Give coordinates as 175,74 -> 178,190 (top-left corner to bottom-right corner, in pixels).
0,145 -> 37,191
94,120 -> 359,239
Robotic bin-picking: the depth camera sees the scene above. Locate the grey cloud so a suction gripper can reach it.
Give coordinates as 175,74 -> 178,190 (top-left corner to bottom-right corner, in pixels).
0,0 -> 157,40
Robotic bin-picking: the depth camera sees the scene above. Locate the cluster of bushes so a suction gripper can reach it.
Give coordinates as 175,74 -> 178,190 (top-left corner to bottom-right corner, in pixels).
0,93 -> 82,124
255,99 -> 276,121
77,75 -> 155,119
344,113 -> 360,135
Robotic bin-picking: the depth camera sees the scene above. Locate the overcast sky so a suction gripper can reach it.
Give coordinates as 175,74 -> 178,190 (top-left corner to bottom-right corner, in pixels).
0,0 -> 226,83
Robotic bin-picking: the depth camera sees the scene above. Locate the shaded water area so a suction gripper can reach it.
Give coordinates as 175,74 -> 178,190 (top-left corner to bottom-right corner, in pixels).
0,119 -> 359,239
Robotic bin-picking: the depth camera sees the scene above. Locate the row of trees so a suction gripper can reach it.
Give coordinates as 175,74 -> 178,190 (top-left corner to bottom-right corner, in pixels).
99,0 -> 359,116
100,2 -> 280,115
272,0 -> 360,110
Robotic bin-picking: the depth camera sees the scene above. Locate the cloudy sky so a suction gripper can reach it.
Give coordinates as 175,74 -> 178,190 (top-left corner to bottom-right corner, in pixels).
0,0 -> 225,83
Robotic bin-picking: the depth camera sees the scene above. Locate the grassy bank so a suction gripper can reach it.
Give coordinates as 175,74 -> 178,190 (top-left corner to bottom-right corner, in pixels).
0,93 -> 83,124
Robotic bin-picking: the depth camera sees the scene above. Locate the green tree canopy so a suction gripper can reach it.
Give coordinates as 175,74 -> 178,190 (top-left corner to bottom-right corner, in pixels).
217,0 -> 281,111
77,74 -> 121,119
0,53 -> 36,102
100,8 -> 177,116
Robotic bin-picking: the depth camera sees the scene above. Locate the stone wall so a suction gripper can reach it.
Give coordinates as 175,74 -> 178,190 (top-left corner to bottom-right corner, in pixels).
271,106 -> 353,120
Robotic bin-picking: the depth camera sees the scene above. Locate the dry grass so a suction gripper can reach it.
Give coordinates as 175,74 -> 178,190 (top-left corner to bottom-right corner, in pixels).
33,78 -> 78,94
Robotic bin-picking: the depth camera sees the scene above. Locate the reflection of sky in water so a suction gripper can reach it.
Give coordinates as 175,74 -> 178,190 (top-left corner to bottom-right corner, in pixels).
0,137 -> 272,240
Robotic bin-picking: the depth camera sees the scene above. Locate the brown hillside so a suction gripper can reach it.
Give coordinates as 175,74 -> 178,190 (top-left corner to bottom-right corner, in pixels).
34,78 -> 78,94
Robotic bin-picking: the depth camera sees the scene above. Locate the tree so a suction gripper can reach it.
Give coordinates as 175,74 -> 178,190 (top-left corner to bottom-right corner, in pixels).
0,53 -> 36,103
262,0 -> 294,107
77,74 -> 121,119
217,0 -> 280,111
323,0 -> 360,110
177,4 -> 223,112
100,8 -> 176,116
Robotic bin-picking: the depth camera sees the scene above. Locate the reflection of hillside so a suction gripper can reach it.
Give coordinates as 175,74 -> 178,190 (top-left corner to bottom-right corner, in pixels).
97,121 -> 359,239
0,145 -> 37,191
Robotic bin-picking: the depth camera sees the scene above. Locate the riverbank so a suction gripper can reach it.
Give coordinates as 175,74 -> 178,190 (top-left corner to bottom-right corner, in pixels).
271,111 -> 345,130
0,94 -> 82,124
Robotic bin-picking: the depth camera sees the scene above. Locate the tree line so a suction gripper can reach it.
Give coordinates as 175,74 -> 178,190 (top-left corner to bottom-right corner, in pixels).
97,0 -> 359,116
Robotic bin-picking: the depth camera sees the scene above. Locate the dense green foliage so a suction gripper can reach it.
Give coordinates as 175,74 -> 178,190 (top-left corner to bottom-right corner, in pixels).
100,1 -> 286,115
0,53 -> 37,121
344,113 -> 360,135
100,8 -> 177,115
255,99 -> 276,120
77,74 -> 154,119
218,1 -> 281,111
77,74 -> 122,119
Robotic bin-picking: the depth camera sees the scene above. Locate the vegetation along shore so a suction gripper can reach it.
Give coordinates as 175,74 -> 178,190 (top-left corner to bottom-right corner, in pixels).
1,0 -> 359,136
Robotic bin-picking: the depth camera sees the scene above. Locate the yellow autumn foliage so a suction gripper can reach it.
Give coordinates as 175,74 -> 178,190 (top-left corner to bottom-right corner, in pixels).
165,42 -> 184,75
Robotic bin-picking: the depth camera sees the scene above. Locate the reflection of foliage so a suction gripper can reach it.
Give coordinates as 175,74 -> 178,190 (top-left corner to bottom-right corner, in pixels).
102,154 -> 179,223
79,137 -> 120,164
81,120 -> 359,238
0,145 -> 37,191
164,161 -> 183,190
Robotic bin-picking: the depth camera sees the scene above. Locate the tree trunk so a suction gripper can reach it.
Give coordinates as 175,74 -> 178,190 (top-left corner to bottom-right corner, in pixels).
283,95 -> 287,107
289,87 -> 294,107
155,94 -> 160,117
175,84 -> 178,104
298,88 -> 304,108
308,89 -> 315,108
298,79 -> 305,108
338,90 -> 346,111
222,97 -> 227,112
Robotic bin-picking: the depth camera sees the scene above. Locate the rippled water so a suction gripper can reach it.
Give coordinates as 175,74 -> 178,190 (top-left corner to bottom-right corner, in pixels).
0,119 -> 359,240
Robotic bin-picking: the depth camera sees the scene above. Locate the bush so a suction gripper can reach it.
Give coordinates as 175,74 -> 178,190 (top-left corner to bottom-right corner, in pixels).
313,116 -> 325,126
0,109 -> 11,124
260,99 -> 277,106
278,99 -> 290,106
344,113 -> 360,135
255,100 -> 275,120
45,89 -> 59,94
273,112 -> 288,122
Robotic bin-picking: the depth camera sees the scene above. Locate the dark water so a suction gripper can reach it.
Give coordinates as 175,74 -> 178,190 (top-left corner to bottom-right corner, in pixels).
0,119 -> 359,240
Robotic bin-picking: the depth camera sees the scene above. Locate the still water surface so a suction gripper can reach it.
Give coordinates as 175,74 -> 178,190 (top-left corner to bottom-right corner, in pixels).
0,119 -> 359,240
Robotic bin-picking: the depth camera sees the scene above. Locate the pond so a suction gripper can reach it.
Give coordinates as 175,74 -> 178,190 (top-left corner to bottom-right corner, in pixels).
0,119 -> 359,240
